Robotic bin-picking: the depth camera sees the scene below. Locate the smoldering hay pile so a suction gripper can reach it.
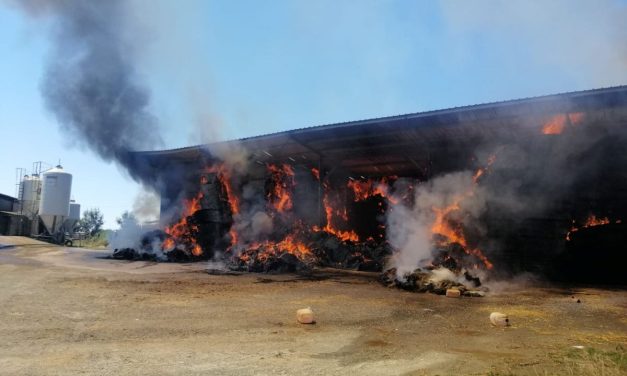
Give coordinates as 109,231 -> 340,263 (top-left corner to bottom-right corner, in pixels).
109,156 -> 492,297
113,164 -> 396,275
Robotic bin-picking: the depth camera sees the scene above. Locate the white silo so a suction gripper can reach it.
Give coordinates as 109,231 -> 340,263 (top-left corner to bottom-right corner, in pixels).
19,174 -> 42,217
39,165 -> 72,234
69,201 -> 81,221
64,200 -> 81,232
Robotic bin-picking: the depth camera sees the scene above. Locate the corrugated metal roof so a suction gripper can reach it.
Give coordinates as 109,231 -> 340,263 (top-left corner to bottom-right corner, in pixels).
134,85 -> 627,154
129,85 -> 627,178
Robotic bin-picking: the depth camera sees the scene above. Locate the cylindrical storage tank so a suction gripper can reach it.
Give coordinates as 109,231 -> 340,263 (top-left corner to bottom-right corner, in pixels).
64,200 -> 81,233
69,201 -> 81,221
19,175 -> 42,217
39,166 -> 72,234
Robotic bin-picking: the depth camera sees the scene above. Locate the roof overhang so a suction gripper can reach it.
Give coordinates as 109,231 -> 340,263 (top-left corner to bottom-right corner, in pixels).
129,85 -> 627,180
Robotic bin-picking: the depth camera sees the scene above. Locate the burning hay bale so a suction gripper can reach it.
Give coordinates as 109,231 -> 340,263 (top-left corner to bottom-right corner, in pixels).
228,244 -> 312,273
111,160 -> 403,274
225,229 -> 392,274
111,230 -> 198,262
380,267 -> 487,297
110,158 -> 496,280
310,233 -> 392,271
110,223 -> 393,271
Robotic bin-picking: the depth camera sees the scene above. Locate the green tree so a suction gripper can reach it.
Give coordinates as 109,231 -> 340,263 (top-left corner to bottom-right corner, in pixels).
78,208 -> 104,237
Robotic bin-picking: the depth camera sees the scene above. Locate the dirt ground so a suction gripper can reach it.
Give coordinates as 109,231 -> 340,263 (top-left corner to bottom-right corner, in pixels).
0,236 -> 625,375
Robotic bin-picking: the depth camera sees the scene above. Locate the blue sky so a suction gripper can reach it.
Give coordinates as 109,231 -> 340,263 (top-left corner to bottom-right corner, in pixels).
1,0 -> 626,228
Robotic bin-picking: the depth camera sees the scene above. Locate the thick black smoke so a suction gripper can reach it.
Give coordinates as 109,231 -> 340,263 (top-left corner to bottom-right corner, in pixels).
8,0 -> 162,182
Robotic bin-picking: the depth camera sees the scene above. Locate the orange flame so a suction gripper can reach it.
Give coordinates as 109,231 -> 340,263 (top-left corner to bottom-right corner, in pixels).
205,164 -> 240,249
191,244 -> 203,256
234,164 -> 311,262
267,164 -> 295,213
266,234 -> 311,258
428,161 -> 497,270
163,192 -> 203,254
347,177 -> 399,204
311,167 -> 320,181
585,215 -> 611,227
313,188 -> 359,242
206,165 -> 239,215
163,164 -> 241,256
431,198 -> 493,270
312,181 -> 359,242
472,154 -> 496,183
243,231 -> 312,263
542,112 -> 585,135
566,214 -> 615,241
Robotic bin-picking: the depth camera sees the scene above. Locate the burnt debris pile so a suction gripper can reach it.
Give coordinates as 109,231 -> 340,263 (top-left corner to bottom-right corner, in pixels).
380,268 -> 486,297
113,227 -> 393,273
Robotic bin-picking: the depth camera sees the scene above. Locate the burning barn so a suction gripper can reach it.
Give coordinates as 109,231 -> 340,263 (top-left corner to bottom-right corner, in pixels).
125,86 -> 627,285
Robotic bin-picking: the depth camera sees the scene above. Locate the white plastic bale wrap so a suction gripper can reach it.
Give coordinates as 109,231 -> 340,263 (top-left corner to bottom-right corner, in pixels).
490,312 -> 510,327
296,307 -> 315,324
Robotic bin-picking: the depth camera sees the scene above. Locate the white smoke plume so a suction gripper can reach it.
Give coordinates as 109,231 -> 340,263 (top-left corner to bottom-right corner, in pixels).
108,215 -> 142,251
132,187 -> 160,223
228,181 -> 273,252
388,171 -> 485,276
107,215 -> 163,259
103,187 -> 161,253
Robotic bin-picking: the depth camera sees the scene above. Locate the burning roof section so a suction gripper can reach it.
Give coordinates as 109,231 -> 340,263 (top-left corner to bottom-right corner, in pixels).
129,85 -> 627,179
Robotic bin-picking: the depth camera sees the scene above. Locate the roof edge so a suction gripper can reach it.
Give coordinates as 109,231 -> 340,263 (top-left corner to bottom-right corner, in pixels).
132,84 -> 627,155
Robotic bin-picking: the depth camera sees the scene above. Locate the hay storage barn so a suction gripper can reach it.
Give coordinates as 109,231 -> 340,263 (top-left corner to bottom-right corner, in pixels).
129,86 -> 627,283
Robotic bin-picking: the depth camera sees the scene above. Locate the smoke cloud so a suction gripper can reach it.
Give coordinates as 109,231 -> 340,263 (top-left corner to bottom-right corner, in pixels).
388,172 -> 480,276
438,0 -> 627,88
108,214 -> 163,259
132,187 -> 160,223
7,0 -> 162,181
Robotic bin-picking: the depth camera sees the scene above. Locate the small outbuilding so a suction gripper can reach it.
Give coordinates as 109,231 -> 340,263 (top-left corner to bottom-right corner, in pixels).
0,193 -> 29,236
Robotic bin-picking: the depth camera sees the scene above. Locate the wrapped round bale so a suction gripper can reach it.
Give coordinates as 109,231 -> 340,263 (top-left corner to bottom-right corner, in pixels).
490,312 -> 509,327
445,288 -> 461,298
296,307 -> 315,324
